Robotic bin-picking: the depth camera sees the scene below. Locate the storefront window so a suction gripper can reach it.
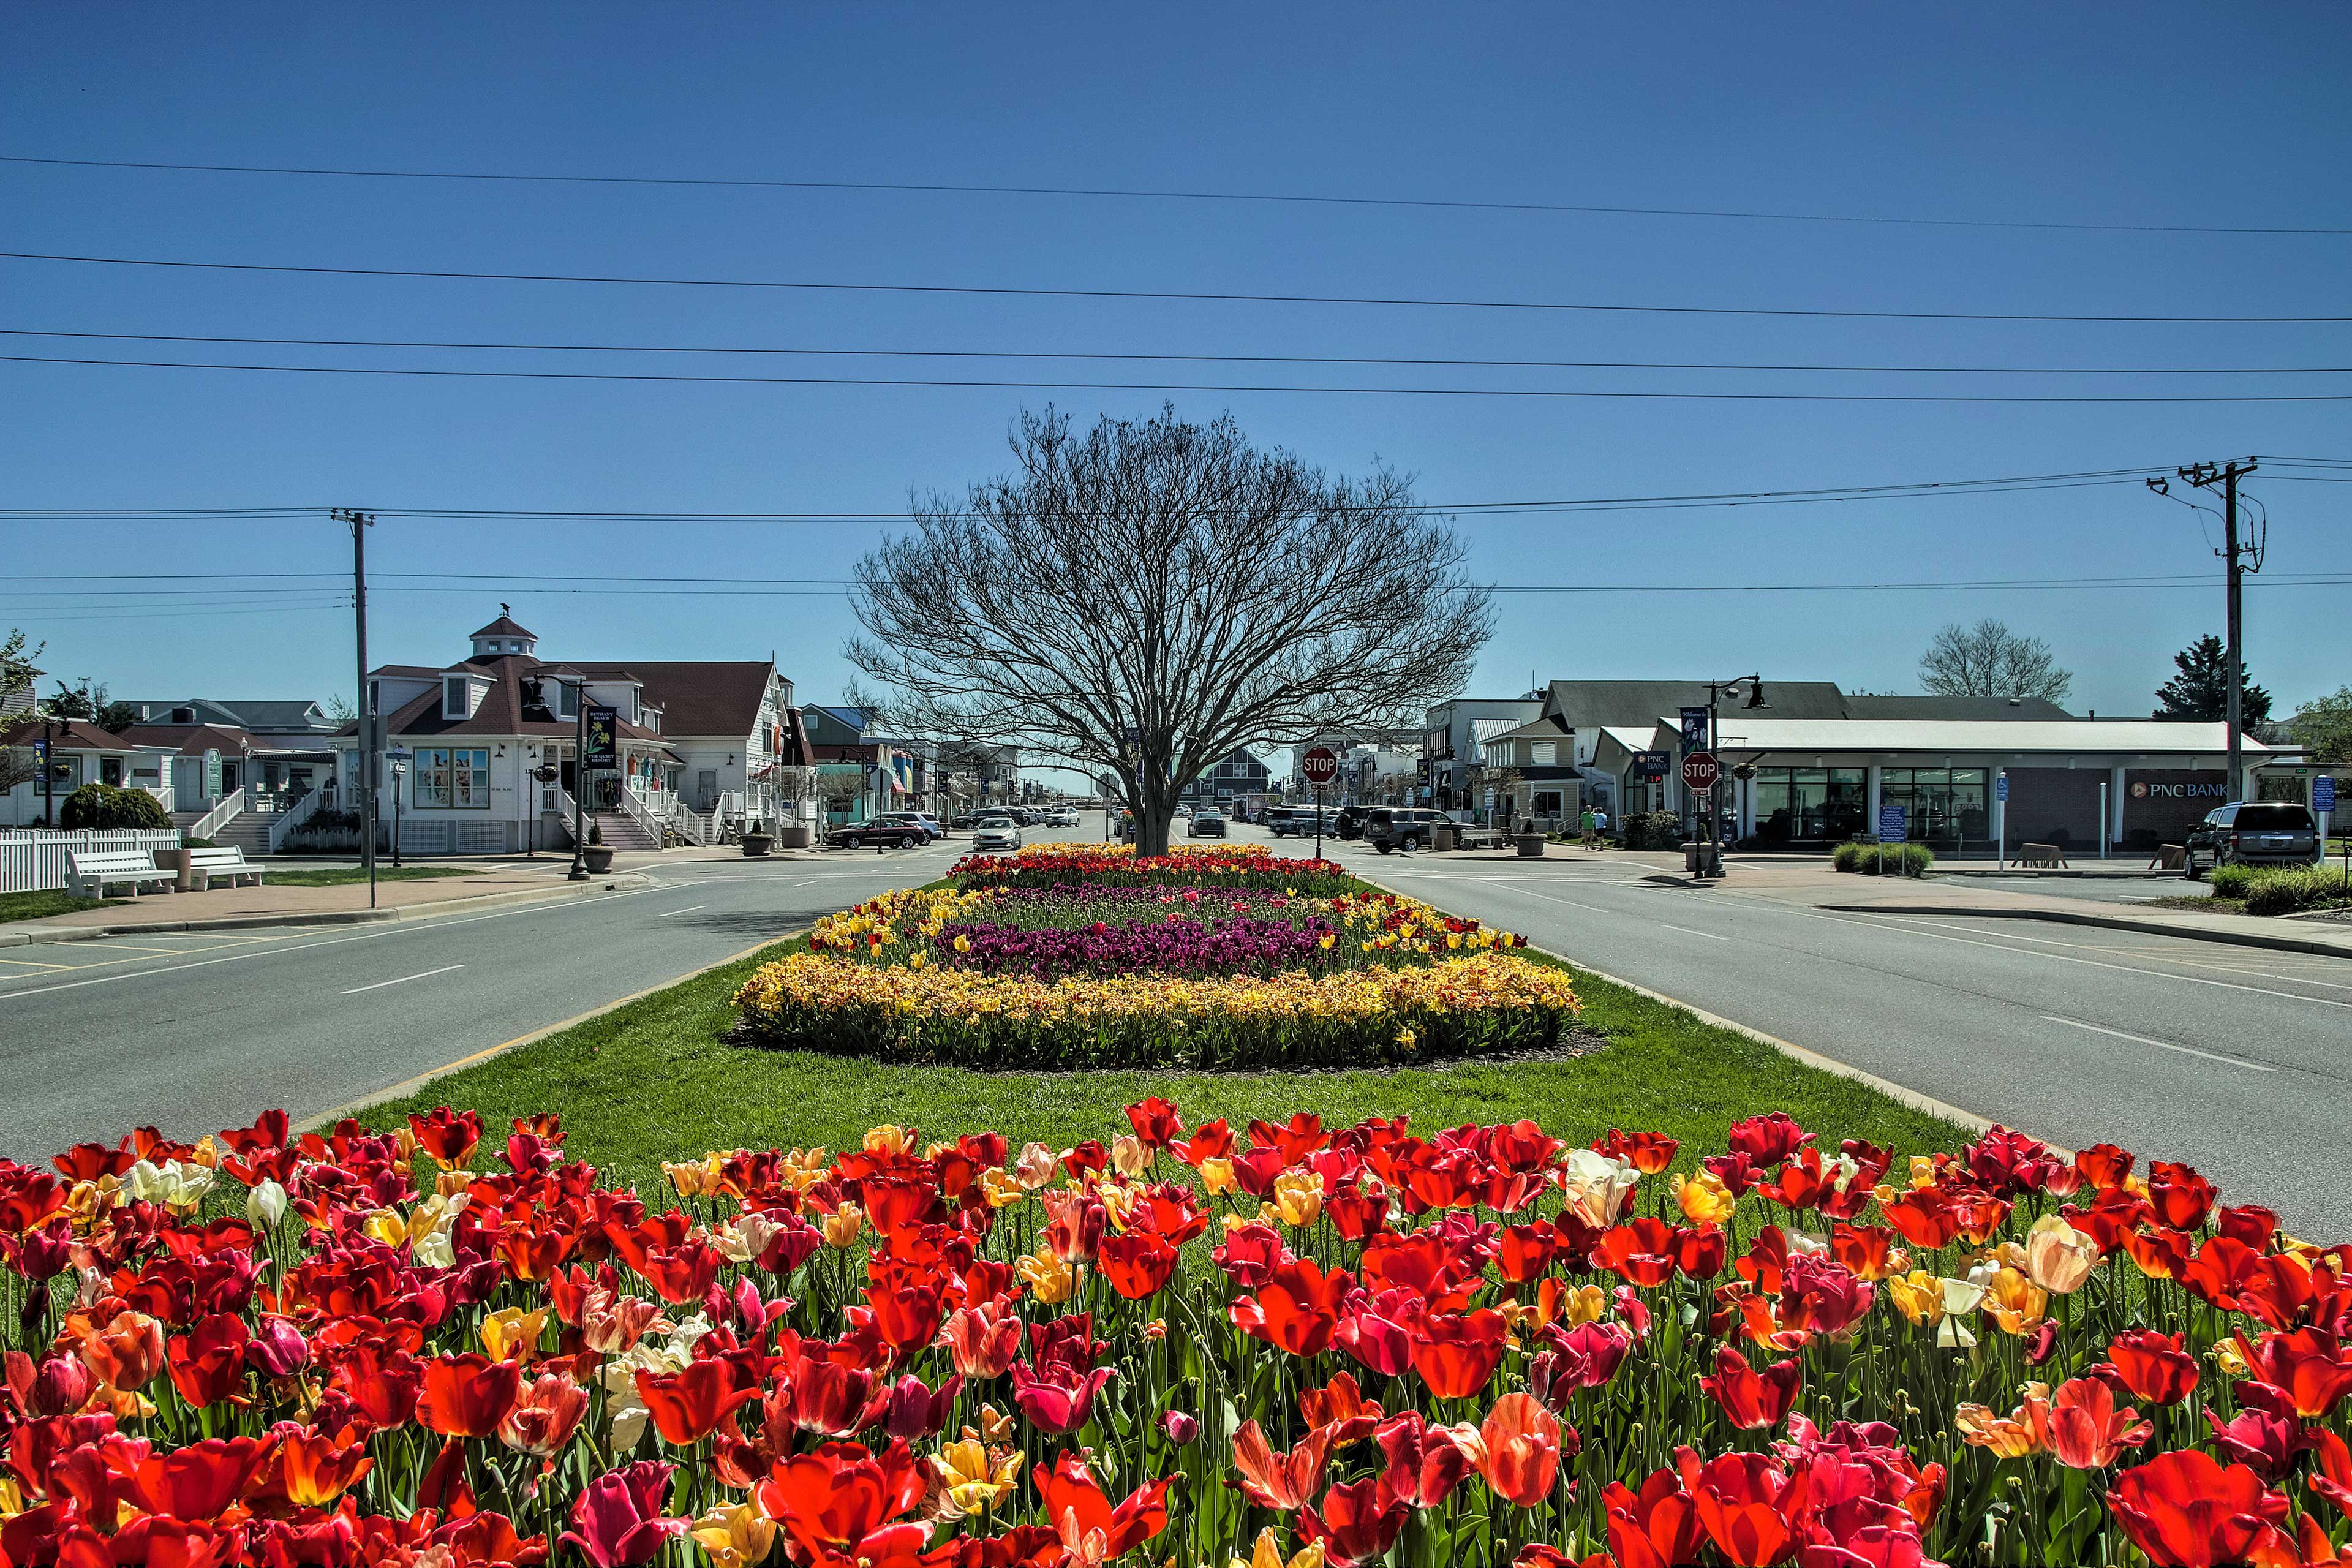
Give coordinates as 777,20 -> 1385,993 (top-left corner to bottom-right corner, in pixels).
1882,767 -> 1989,846
1749,767 -> 1868,843
415,748 -> 491,808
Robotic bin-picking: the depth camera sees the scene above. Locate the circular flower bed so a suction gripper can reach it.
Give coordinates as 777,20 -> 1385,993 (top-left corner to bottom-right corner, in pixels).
1,1102 -> 2337,1568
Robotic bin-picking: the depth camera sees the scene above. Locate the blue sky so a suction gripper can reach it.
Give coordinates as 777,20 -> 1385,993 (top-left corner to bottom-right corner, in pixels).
3,4 -> 2346,741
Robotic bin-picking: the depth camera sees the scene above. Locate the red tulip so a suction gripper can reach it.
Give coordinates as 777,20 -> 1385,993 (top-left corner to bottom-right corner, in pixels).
1727,1112 -> 1812,1166
407,1107 -> 483,1165
2147,1161 -> 2218,1231
499,1370 -> 590,1458
2108,1450 -> 2288,1568
279,1424 -> 375,1506
784,1351 -> 888,1437
1605,1469 -> 1703,1568
2236,1327 -> 2352,1419
1009,1359 -> 1113,1436
1300,1476 -> 1410,1567
417,1354 -> 522,1438
1594,1129 -> 1679,1175
564,1460 -> 690,1568
1232,1258 -> 1353,1358
1332,1289 -> 1420,1379
2035,1377 -> 2151,1470
882,1371 -> 962,1442
2204,1385 -> 2316,1484
79,1309 -> 166,1391
2101,1329 -> 2199,1406
635,1358 -> 757,1446
167,1313 -> 251,1409
1231,1419 -> 1331,1510
940,1299 -> 1023,1381
1477,1392 -> 1568,1509
1097,1231 -> 1178,1300
1373,1412 -> 1473,1509
1702,1347 -> 1802,1431
1877,1189 -> 1962,1251
1411,1310 -> 1507,1401
119,1435 -> 273,1521
1031,1451 -> 1169,1566
1685,1451 -> 1809,1567
1593,1219 -> 1679,1287
1123,1097 -> 1182,1149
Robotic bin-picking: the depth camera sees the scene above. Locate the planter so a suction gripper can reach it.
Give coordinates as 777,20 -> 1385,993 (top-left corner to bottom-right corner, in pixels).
776,824 -> 812,850
155,846 -> 194,891
1515,832 -> 1546,858
582,846 -> 615,873
741,834 -> 774,858
1432,825 -> 1456,853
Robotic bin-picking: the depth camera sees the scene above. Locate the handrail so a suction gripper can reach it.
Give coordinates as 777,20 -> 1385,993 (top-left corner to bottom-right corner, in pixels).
665,796 -> 707,846
267,786 -> 327,852
186,790 -> 244,842
615,783 -> 665,846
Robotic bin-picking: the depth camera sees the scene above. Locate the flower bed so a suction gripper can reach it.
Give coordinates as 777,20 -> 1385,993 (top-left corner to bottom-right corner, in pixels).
954,841 -> 1356,895
744,879 -> 1562,1068
2,1104 -> 2340,1568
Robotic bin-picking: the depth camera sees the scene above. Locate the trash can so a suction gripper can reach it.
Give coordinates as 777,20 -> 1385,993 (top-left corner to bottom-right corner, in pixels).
1516,831 -> 1546,858
156,846 -> 195,892
1433,825 -> 1456,853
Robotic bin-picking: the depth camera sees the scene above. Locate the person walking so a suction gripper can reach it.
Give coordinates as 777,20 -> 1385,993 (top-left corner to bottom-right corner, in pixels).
1591,805 -> 1608,849
1578,804 -> 1597,848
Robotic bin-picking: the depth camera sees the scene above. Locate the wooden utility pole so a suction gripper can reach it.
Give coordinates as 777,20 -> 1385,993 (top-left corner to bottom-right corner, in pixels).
2178,459 -> 2258,797
335,510 -> 379,908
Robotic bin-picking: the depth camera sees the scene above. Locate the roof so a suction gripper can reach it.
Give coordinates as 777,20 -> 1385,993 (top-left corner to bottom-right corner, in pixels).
369,664 -> 446,680
1842,695 -> 2075,720
118,722 -> 254,755
216,699 -> 335,730
809,704 -> 873,733
1696,717 -> 2278,756
1596,724 -> 1668,754
471,614 -> 536,641
1486,714 -> 1574,745
371,655 -> 663,744
1469,715 -> 1537,746
0,718 -> 135,752
1543,679 -> 1851,726
576,660 -> 772,738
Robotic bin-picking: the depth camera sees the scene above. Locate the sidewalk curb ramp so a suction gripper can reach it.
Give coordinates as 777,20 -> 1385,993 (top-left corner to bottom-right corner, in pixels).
0,873 -> 658,947
1819,903 -> 2352,960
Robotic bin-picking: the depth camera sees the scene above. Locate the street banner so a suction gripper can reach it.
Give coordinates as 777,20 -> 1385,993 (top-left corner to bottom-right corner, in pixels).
584,706 -> 619,766
1679,707 -> 1709,753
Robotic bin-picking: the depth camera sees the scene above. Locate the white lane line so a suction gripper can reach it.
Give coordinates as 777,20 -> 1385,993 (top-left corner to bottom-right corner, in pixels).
655,905 -> 709,918
1657,922 -> 1730,941
1485,886 -> 1619,915
1852,913 -> 2352,993
342,963 -> 465,996
2041,1014 -> 2274,1072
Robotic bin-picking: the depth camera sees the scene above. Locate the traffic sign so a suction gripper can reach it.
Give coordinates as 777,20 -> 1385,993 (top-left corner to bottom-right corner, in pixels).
1878,805 -> 1907,842
1994,772 -> 2009,802
2316,776 -> 2335,812
1300,746 -> 1340,787
1680,751 -> 1721,793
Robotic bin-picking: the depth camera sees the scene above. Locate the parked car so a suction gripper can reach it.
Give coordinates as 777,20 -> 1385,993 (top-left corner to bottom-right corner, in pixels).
1333,805 -> 1369,841
2185,801 -> 2323,878
1270,807 -> 1339,839
1050,807 -> 1080,827
1188,809 -> 1228,839
971,820 -> 1023,854
828,820 -> 927,850
877,812 -> 942,842
1365,807 -> 1448,854
949,812 -> 983,832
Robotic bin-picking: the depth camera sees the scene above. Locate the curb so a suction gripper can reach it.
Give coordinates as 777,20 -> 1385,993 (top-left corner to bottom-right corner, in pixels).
0,874 -> 658,946
1818,903 -> 2352,960
299,921 -> 813,1131
1525,943 -> 2004,1140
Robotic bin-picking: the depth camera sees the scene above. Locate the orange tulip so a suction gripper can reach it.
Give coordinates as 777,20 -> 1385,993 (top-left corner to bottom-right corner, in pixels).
2032,1377 -> 2152,1471
1231,1419 -> 1332,1510
417,1354 -> 522,1439
500,1371 -> 591,1458
1476,1392 -> 1566,1509
636,1359 -> 758,1446
80,1310 -> 167,1392
280,1425 -> 375,1507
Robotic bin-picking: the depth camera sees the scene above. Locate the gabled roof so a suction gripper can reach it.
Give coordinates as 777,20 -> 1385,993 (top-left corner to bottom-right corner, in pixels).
578,661 -> 773,738
471,614 -> 536,641
367,655 -> 662,744
0,718 -> 135,752
119,722 -> 254,755
1841,694 -> 2075,720
217,699 -> 335,730
1486,714 -> 1573,746
1542,679 -> 1850,727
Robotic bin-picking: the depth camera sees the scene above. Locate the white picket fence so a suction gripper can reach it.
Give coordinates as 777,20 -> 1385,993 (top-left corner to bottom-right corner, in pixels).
0,829 -> 184,894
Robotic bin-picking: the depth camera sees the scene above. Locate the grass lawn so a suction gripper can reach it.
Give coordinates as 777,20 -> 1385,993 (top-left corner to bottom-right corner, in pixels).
0,889 -> 126,924
262,865 -> 482,887
360,929 -> 1975,1199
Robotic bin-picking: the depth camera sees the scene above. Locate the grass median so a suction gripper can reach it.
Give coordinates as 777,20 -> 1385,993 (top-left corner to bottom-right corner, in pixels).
0,889 -> 124,924
356,919 -> 1972,1199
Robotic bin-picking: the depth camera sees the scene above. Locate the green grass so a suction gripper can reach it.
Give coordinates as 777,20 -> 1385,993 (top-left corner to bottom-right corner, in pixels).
262,865 -> 483,887
358,929 -> 1973,1200
0,889 -> 126,924
2207,861 -> 2352,914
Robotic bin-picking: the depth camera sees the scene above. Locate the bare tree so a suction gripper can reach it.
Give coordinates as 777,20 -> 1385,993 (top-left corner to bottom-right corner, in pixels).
0,630 -> 42,797
323,693 -> 359,725
1918,619 -> 2073,704
848,407 -> 1493,855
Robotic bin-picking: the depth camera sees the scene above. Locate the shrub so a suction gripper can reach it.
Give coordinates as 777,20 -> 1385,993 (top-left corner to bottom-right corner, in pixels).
2207,862 -> 2255,899
2232,862 -> 2352,916
56,782 -> 173,831
1832,839 -> 1934,876
1616,809 -> 1682,849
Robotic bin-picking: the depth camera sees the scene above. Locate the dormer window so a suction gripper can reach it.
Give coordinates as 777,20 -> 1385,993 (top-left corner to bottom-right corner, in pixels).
443,676 -> 470,720
556,682 -> 578,721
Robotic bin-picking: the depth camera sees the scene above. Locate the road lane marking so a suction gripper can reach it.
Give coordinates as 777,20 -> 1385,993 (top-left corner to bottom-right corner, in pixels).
2041,1014 -> 2274,1072
1657,923 -> 1730,941
1482,886 -> 1619,914
655,905 -> 709,918
0,955 -> 74,971
1843,914 -> 2352,994
341,964 -> 465,995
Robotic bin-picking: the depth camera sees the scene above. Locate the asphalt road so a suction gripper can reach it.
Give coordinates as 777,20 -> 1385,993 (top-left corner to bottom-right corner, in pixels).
1326,835 -> 2352,1242
0,839 -> 969,1162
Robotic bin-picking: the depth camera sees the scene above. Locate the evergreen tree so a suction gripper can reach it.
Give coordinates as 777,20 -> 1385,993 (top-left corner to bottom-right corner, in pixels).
2154,633 -> 2271,729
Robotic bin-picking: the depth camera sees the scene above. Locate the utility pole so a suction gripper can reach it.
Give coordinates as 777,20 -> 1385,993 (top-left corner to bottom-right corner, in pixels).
335,510 -> 379,908
2177,459 -> 2258,799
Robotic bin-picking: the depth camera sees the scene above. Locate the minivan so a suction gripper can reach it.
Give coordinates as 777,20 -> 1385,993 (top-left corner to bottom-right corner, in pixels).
2184,801 -> 2322,877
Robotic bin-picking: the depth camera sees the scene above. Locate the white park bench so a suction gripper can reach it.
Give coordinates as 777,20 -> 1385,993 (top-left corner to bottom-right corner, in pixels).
189,846 -> 265,888
66,850 -> 178,899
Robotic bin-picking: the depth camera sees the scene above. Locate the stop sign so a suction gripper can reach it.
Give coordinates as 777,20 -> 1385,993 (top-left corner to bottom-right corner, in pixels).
1300,746 -> 1340,787
1681,750 -> 1721,793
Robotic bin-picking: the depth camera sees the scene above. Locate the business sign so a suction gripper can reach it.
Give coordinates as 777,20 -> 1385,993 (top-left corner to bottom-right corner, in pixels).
1680,751 -> 1721,793
584,706 -> 620,767
2317,776 -> 2337,813
1994,772 -> 2009,802
1877,805 -> 1907,842
1679,707 -> 1711,753
1634,750 -> 1671,779
2129,780 -> 2228,801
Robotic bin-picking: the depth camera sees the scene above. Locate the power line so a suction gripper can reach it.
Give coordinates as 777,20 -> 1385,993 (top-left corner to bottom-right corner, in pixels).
3,250 -> 2344,325
4,152 -> 2341,237
11,353 -> 2350,403
7,327 -> 2344,377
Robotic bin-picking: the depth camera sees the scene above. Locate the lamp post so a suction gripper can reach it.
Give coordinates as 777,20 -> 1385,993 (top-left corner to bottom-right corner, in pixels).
41,716 -> 55,827
564,680 -> 589,881
1703,674 -> 1769,874
385,750 -> 408,868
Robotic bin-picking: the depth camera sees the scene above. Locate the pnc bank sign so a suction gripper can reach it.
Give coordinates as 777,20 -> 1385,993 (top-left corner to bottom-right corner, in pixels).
2130,780 -> 2228,800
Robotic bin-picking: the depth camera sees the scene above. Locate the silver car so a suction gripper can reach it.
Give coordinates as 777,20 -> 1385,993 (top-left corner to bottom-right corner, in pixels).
971,818 -> 1023,854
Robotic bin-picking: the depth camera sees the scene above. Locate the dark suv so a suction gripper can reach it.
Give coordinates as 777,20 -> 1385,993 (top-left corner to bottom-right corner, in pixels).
1365,807 -> 1447,854
2185,801 -> 2322,878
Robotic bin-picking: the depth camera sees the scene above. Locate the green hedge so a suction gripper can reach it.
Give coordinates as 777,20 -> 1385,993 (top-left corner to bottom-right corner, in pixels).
1831,839 -> 1935,876
56,783 -> 174,831
1616,809 -> 1683,850
2211,861 -> 2352,914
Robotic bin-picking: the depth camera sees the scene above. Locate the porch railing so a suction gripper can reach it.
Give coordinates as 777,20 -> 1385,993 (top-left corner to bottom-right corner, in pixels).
615,784 -> 666,848
186,790 -> 246,842
266,786 -> 329,853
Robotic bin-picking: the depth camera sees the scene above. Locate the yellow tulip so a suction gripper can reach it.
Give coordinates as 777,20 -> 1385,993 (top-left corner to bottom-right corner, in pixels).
1017,1248 -> 1076,1306
1198,1158 -> 1238,1197
1955,1395 -> 2043,1458
1110,1135 -> 1152,1180
1886,1271 -> 1945,1328
690,1504 -> 777,1568
822,1204 -> 865,1249
1673,1170 -> 1738,1227
1980,1267 -> 2048,1338
1272,1170 -> 1324,1228
480,1306 -> 548,1364
1232,1528 -> 1328,1568
979,1167 -> 1026,1210
932,1439 -> 1022,1517
864,1125 -> 914,1156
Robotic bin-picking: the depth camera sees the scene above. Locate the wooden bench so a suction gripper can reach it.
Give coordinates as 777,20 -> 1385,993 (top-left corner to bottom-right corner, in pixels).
2015,842 -> 2068,869
189,846 -> 265,888
66,850 -> 178,899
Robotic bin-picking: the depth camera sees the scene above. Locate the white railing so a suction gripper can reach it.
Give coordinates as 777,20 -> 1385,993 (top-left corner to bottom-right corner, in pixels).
615,783 -> 666,847
0,828 -> 183,894
266,787 -> 329,853
186,790 -> 246,842
666,797 -> 709,846
552,790 -> 580,845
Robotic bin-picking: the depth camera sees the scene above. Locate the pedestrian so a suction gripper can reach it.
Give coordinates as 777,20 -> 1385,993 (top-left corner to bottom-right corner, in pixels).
1578,805 -> 1596,848
1591,805 -> 1608,848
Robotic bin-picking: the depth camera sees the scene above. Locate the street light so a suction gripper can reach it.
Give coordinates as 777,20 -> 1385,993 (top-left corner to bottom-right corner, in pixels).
1698,674 -> 1768,877
562,679 -> 589,881
386,750 -> 409,868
